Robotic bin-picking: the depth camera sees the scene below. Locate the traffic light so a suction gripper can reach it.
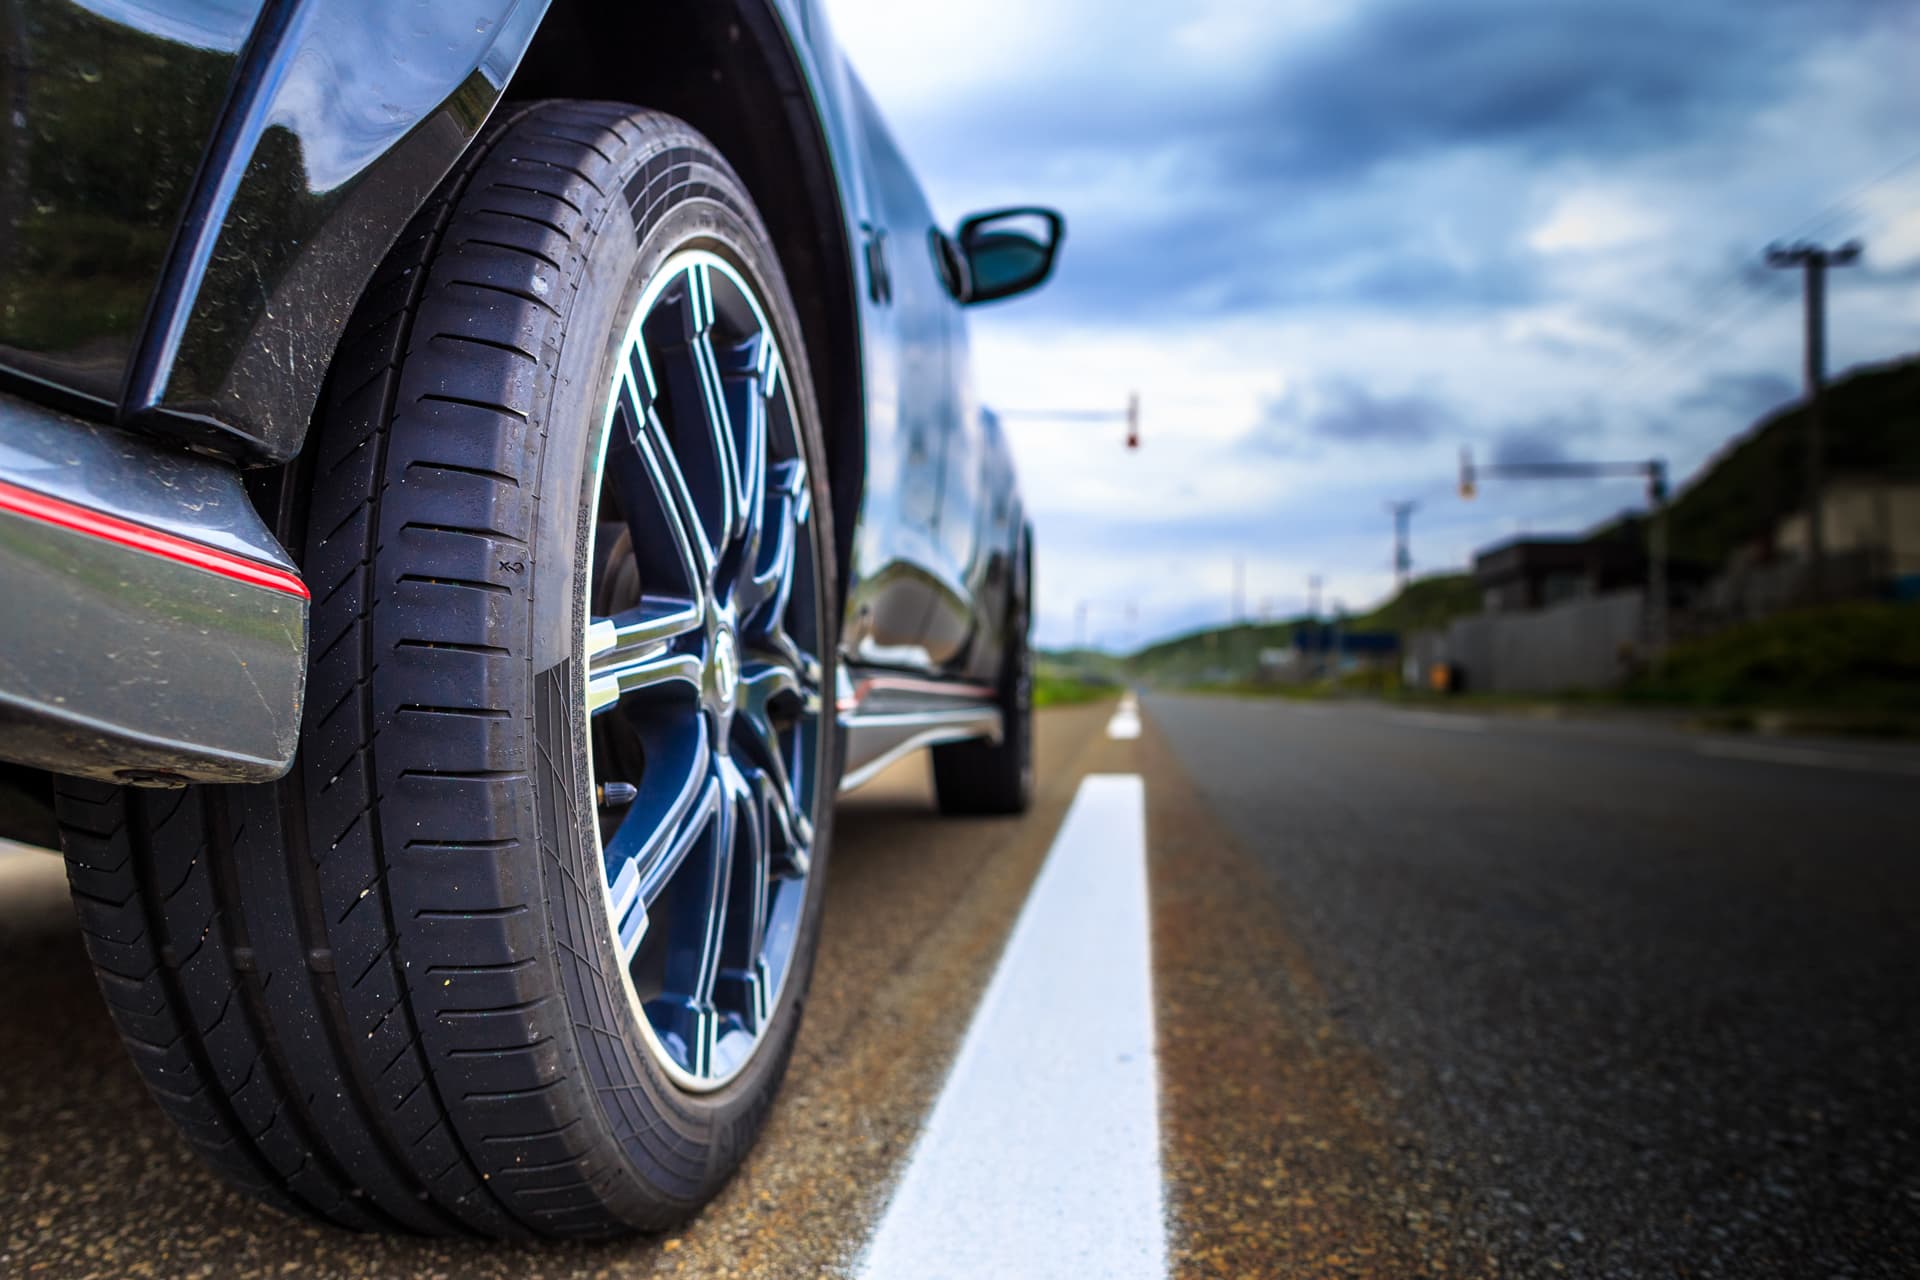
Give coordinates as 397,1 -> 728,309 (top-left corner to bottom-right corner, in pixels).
1126,392 -> 1140,450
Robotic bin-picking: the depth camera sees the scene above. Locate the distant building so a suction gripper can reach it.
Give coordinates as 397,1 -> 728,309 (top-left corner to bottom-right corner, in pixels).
1472,537 -> 1646,614
1773,474 -> 1920,593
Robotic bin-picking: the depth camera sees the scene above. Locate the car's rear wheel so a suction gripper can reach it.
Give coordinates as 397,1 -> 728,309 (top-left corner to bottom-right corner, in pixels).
53,102 -> 836,1239
931,535 -> 1033,815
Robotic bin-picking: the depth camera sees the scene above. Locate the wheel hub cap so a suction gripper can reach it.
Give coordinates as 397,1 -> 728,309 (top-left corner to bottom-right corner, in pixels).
711,626 -> 739,725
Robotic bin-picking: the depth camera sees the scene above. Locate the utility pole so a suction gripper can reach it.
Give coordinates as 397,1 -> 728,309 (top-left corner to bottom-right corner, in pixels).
1387,500 -> 1418,590
1646,462 -> 1669,668
1307,574 -> 1323,621
1766,239 -> 1861,601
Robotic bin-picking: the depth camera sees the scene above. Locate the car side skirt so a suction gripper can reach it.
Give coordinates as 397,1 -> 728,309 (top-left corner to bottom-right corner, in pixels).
837,669 -> 1001,793
0,394 -> 307,784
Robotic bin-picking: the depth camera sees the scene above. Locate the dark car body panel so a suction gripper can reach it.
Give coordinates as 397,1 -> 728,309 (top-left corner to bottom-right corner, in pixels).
1,0 -> 548,460
0,0 -> 260,413
0,0 -> 1031,785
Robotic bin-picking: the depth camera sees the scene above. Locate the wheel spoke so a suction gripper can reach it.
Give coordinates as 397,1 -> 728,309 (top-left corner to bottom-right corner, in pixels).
587,645 -> 702,716
607,360 -> 714,587
647,757 -> 743,1080
733,659 -> 815,847
717,330 -> 771,575
754,766 -> 810,879
645,265 -> 740,566
602,745 -> 713,963
587,606 -> 701,680
741,457 -> 808,624
688,761 -> 740,1010
716,761 -> 772,1032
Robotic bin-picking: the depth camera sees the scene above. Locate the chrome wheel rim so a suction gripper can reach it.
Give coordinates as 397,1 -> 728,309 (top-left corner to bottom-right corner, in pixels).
584,250 -> 825,1092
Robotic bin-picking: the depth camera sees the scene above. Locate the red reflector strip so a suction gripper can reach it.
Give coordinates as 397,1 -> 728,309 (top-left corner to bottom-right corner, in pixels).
0,478 -> 309,600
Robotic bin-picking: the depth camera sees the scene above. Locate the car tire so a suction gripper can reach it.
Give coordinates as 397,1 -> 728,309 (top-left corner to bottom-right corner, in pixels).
53,102 -> 838,1239
931,536 -> 1034,816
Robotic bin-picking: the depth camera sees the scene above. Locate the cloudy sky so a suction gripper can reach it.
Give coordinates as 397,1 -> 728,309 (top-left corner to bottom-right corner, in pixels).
824,0 -> 1920,651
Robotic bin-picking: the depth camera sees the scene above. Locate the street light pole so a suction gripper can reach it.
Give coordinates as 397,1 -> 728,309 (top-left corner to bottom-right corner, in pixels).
1765,240 -> 1861,601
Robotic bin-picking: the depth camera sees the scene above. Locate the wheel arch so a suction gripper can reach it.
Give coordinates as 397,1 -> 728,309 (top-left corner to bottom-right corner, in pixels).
502,0 -> 868,611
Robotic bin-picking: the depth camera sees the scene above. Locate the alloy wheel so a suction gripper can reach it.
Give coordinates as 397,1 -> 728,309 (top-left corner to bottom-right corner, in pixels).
584,250 -> 826,1091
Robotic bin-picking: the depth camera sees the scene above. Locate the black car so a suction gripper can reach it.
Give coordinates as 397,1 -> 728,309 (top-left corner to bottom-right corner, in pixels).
0,0 -> 1058,1238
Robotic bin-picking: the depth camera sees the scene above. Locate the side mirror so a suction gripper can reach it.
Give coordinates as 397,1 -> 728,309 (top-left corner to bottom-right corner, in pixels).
950,207 -> 1063,305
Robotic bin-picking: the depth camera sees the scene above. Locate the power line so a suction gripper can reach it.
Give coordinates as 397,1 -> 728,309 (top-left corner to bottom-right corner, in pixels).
1608,149 -> 1920,398
1778,144 -> 1920,243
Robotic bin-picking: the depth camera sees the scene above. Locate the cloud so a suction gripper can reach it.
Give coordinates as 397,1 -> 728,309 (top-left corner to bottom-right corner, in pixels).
1307,381 -> 1454,444
1247,378 -> 1456,456
1529,189 -> 1666,253
1237,0 -> 1865,185
825,0 -> 1920,648
1676,371 -> 1799,423
872,0 -> 1901,332
1491,419 -> 1578,467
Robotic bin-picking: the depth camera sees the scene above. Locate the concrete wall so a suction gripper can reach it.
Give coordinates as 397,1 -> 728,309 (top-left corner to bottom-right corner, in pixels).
1409,589 -> 1647,694
1776,481 -> 1920,579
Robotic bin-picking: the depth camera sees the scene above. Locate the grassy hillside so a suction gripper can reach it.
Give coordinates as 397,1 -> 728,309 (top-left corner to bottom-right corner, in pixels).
1624,601 -> 1920,713
1035,647 -> 1128,684
1349,572 -> 1480,633
1041,572 -> 1483,690
1126,620 -> 1305,685
1589,356 -> 1920,568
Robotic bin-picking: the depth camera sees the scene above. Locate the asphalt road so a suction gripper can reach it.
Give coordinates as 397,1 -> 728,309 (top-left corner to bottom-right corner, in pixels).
2,695 -> 1917,1277
1145,694 -> 1920,1279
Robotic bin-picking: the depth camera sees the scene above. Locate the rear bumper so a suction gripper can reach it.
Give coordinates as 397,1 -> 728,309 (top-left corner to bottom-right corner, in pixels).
0,393 -> 307,784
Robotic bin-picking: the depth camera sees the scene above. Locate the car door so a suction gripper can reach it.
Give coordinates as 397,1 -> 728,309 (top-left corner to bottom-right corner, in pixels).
838,75 -> 975,672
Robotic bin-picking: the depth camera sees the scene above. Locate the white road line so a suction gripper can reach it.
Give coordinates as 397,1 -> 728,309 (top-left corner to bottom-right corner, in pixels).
1107,692 -> 1142,740
859,774 -> 1165,1280
1386,709 -> 1489,733
1695,739 -> 1920,776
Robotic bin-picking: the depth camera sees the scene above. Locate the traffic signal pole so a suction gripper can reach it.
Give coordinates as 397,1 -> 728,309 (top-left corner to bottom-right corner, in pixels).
1459,451 -> 1670,665
995,394 -> 1143,451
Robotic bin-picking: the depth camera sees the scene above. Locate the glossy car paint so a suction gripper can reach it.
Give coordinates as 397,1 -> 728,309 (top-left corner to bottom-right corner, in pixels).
0,390 -> 307,782
0,0 -> 1032,781
0,0 -> 261,412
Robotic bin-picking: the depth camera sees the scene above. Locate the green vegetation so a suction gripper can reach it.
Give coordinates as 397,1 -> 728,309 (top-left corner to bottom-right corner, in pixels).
1623,601 -> 1920,714
1588,357 -> 1920,569
1031,651 -> 1123,708
1348,572 -> 1480,633
1063,571 -> 1477,690
1032,674 -> 1122,709
1124,620 -> 1304,686
1034,647 -> 1128,685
